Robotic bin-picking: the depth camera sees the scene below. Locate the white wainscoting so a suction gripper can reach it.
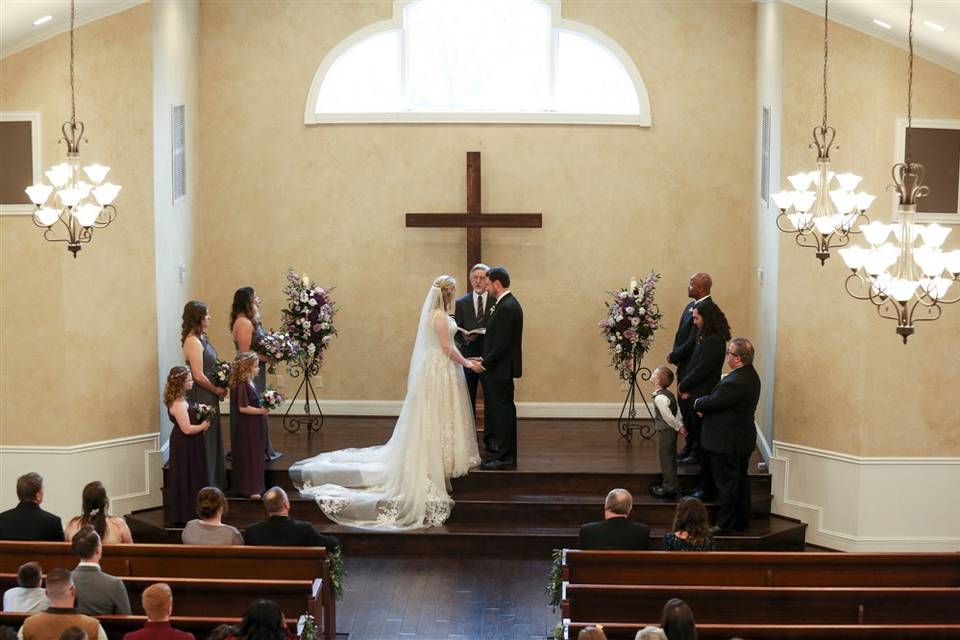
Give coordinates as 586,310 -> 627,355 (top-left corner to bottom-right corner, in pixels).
769,440 -> 960,551
0,434 -> 163,525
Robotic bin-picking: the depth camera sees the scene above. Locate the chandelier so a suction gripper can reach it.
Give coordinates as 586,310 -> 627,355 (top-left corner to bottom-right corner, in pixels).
24,0 -> 121,258
838,0 -> 960,343
772,0 -> 875,265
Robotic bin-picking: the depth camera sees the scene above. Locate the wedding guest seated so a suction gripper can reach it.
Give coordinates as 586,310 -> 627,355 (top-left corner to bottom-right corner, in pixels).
70,525 -> 131,615
16,568 -> 107,640
664,497 -> 715,551
661,598 -> 697,640
65,481 -> 133,544
635,627 -> 667,640
578,626 -> 607,640
0,472 -> 64,541
232,599 -> 291,640
121,583 -> 195,640
181,487 -> 243,546
2,562 -> 49,613
206,624 -> 237,640
578,489 -> 650,550
243,487 -> 339,551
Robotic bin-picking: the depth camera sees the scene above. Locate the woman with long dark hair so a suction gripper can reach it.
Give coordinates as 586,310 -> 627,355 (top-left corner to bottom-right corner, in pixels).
664,496 -> 715,551
65,481 -> 133,543
234,599 -> 290,640
182,300 -> 226,488
660,598 -> 697,640
229,287 -> 280,463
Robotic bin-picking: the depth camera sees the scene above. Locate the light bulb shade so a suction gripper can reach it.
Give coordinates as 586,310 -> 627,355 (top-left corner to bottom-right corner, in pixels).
919,223 -> 951,248
912,246 -> 946,277
860,221 -> 892,246
787,173 -> 812,191
771,191 -> 794,210
57,188 -> 81,207
787,212 -> 812,231
835,172 -> 863,191
879,243 -> 899,268
921,277 -> 954,300
34,207 -> 59,227
25,184 -> 53,205
73,203 -> 102,227
813,215 -> 841,234
829,189 -> 854,214
92,183 -> 121,206
83,164 -> 110,184
840,212 -> 859,232
943,250 -> 960,274
864,250 -> 890,276
888,278 -> 919,302
793,191 -> 817,213
871,273 -> 892,296
854,192 -> 876,211
839,246 -> 870,269
45,163 -> 71,188
75,180 -> 93,199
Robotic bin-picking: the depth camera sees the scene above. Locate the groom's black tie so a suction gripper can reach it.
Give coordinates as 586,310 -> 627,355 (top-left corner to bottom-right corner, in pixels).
477,295 -> 485,325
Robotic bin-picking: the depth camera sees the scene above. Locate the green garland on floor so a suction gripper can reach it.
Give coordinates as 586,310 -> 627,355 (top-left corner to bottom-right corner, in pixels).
546,548 -> 563,608
330,547 -> 346,600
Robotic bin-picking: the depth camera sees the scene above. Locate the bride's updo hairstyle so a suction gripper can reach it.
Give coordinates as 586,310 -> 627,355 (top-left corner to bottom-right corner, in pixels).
432,275 -> 457,313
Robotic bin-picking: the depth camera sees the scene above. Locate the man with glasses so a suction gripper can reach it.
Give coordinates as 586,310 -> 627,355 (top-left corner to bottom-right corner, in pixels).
693,338 -> 761,534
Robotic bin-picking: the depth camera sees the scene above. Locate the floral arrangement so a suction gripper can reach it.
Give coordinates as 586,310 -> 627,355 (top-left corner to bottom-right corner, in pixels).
281,268 -> 338,367
261,388 -> 284,411
599,272 -> 663,380
194,403 -> 216,422
254,330 -> 301,373
213,359 -> 232,390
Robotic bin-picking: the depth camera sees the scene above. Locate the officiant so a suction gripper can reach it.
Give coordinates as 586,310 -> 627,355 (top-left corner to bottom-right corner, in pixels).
454,263 -> 492,416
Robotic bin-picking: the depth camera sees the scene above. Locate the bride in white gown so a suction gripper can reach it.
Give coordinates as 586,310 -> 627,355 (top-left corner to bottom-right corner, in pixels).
289,275 -> 482,530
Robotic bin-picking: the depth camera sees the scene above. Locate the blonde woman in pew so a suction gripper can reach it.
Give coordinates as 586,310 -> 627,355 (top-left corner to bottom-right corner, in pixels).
64,481 -> 133,544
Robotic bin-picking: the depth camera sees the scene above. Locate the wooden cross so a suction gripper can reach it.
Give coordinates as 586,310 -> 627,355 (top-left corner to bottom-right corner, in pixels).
406,152 -> 543,275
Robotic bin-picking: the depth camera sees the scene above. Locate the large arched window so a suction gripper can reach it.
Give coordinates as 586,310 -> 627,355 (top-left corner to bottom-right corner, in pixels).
304,0 -> 651,126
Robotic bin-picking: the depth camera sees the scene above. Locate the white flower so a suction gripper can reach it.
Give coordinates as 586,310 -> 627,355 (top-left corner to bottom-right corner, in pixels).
300,293 -> 308,303
615,344 -> 622,352
322,335 -> 332,345
637,308 -> 645,316
615,315 -> 624,323
618,291 -> 628,299
320,322 -> 330,330
631,317 -> 640,326
309,298 -> 317,307
625,307 -> 635,315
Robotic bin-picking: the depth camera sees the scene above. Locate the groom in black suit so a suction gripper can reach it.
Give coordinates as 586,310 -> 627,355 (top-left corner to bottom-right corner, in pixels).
477,266 -> 523,470
453,263 -> 492,416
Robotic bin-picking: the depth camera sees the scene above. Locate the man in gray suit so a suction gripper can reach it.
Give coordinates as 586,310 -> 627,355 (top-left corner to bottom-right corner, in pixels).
70,525 -> 131,615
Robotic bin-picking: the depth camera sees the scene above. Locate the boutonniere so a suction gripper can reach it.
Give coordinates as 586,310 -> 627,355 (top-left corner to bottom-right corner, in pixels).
488,303 -> 497,316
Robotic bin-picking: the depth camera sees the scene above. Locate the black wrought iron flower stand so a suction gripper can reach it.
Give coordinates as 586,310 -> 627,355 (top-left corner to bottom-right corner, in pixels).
282,356 -> 324,434
617,356 -> 655,442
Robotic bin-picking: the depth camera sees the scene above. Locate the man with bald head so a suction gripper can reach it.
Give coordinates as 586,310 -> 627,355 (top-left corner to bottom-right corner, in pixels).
577,489 -> 650,550
668,273 -> 718,464
243,486 -> 339,550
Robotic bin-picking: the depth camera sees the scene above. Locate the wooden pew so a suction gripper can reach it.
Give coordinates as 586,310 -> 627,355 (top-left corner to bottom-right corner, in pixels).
0,542 -> 334,640
562,550 -> 960,587
0,612 -> 299,640
562,584 -> 960,625
565,622 -> 960,639
0,573 -> 319,622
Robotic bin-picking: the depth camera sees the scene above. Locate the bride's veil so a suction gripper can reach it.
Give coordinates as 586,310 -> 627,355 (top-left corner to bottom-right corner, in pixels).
406,283 -> 444,393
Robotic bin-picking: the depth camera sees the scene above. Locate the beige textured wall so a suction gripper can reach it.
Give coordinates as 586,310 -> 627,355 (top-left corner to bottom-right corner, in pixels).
195,0 -> 758,403
775,5 -> 960,456
0,5 -> 157,446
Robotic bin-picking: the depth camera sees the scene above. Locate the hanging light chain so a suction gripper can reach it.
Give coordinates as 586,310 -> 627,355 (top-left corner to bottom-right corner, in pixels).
822,0 -> 829,130
69,0 -> 76,127
905,0 -> 914,165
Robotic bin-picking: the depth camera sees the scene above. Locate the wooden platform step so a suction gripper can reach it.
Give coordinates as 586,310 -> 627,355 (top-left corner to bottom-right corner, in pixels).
126,508 -> 806,555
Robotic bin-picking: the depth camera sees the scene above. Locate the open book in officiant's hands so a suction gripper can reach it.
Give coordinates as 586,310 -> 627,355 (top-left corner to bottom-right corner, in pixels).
456,327 -> 486,337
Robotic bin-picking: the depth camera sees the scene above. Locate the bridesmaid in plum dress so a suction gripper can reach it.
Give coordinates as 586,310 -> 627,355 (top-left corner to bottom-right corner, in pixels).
231,353 -> 268,498
164,366 -> 210,525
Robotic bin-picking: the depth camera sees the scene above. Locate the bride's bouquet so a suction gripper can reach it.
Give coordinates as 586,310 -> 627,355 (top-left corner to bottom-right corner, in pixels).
599,272 -> 663,381
281,268 -> 338,367
261,388 -> 284,411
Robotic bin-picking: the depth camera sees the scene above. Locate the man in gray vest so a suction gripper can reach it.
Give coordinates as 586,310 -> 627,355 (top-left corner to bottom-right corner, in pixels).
650,366 -> 685,499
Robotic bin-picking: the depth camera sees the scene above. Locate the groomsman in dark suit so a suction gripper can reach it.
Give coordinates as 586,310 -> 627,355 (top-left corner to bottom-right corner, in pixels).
477,267 -> 523,470
695,338 -> 761,534
668,273 -> 718,463
453,263 -> 491,417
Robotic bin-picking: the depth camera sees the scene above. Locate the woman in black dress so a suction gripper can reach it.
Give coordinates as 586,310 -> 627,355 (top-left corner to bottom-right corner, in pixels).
229,287 -> 280,462
182,301 -> 227,488
231,353 -> 268,498
664,496 -> 715,551
164,366 -> 210,525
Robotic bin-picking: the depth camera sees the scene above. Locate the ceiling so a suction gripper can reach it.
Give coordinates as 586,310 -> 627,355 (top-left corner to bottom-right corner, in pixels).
0,0 -> 144,59
1,0 -> 959,73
